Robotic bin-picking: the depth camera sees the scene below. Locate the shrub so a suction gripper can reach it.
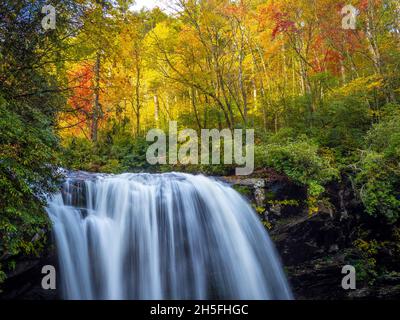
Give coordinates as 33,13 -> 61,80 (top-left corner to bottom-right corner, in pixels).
255,137 -> 339,213
256,138 -> 338,193
355,151 -> 400,223
61,137 -> 96,171
354,104 -> 400,223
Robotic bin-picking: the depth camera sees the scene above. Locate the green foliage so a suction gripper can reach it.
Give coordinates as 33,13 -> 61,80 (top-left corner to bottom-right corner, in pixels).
367,104 -> 400,159
61,124 -> 152,174
0,0 -> 83,284
61,117 -> 234,176
356,152 -> 400,223
61,137 -> 97,171
0,266 -> 6,291
120,137 -> 150,171
0,98 -> 59,282
353,104 -> 400,223
233,185 -> 252,198
267,199 -> 300,207
312,95 -> 372,156
255,137 -> 339,215
256,137 -> 339,198
352,239 -> 381,283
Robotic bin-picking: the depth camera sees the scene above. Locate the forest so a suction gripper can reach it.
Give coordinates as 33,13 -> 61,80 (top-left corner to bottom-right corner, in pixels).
0,0 -> 400,299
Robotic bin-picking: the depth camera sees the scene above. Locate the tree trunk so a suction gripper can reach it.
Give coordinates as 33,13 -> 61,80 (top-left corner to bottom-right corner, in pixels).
91,52 -> 101,142
154,94 -> 159,126
135,57 -> 141,136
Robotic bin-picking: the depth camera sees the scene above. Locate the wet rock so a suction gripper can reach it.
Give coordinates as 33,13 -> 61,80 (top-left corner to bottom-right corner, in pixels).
269,204 -> 282,216
221,177 -> 266,206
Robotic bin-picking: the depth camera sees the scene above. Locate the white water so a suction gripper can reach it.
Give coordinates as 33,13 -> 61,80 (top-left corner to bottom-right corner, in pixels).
46,172 -> 292,300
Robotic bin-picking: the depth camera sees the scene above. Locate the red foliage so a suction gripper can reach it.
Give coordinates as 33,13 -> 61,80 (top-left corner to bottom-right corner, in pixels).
271,11 -> 297,39
256,4 -> 297,38
69,64 -> 94,114
60,63 -> 95,136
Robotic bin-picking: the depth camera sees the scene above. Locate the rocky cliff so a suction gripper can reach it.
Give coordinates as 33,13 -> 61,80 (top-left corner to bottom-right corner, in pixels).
223,172 -> 400,300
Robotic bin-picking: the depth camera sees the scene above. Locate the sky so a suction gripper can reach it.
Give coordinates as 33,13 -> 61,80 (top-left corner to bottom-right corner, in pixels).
131,0 -> 169,12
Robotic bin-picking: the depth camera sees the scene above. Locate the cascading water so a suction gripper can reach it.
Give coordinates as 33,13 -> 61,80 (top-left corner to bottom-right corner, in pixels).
46,172 -> 292,300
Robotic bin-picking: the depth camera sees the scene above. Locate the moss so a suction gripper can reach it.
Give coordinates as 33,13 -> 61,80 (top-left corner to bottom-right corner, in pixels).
265,191 -> 277,201
267,199 -> 300,206
233,185 -> 252,198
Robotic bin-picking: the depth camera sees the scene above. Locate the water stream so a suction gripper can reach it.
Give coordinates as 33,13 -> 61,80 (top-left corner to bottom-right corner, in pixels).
46,172 -> 292,300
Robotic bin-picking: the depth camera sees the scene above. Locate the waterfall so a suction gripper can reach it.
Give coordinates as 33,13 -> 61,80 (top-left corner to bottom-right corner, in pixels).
46,172 -> 292,300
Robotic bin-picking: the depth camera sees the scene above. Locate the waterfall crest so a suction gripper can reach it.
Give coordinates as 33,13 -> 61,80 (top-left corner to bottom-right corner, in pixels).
46,172 -> 292,300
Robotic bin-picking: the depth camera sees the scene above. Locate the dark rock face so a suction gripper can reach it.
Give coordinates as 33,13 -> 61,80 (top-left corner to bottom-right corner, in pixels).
271,209 -> 359,265
226,174 -> 400,300
0,242 -> 59,300
271,212 -> 358,300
